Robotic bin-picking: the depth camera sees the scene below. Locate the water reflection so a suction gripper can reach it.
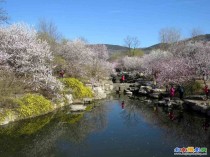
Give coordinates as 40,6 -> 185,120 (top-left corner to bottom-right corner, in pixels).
0,95 -> 209,157
0,103 -> 109,157
120,96 -> 210,149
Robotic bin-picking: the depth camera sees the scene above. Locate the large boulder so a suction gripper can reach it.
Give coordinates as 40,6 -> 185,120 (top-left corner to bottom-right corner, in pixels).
70,105 -> 86,111
184,95 -> 206,101
157,98 -> 183,108
138,89 -> 148,95
93,86 -> 107,99
151,88 -> 165,93
183,99 -> 210,115
149,93 -> 159,99
65,94 -> 73,104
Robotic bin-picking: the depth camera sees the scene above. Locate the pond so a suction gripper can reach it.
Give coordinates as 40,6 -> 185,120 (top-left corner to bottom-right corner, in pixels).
0,94 -> 209,157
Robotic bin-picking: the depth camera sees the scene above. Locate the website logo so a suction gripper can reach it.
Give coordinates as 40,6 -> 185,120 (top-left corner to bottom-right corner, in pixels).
174,147 -> 207,156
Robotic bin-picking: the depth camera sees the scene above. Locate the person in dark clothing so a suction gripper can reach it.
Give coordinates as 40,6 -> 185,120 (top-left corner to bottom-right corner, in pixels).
59,70 -> 64,78
178,85 -> 184,99
121,101 -> 125,109
112,77 -> 116,83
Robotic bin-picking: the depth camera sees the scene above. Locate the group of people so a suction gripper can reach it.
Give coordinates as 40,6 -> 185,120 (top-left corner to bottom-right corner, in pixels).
166,85 -> 184,100
167,84 -> 210,100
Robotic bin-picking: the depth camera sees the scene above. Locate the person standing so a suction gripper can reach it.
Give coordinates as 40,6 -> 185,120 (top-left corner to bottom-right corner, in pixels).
204,85 -> 209,100
121,101 -> 125,109
121,75 -> 125,83
59,70 -> 64,78
170,85 -> 175,100
178,85 -> 184,99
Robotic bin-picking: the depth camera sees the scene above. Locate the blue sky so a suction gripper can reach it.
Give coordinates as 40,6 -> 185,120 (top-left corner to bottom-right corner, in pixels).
3,0 -> 210,47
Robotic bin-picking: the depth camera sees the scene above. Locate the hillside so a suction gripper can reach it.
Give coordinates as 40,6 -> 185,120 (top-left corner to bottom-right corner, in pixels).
104,44 -> 129,54
187,34 -> 210,42
105,34 -> 210,54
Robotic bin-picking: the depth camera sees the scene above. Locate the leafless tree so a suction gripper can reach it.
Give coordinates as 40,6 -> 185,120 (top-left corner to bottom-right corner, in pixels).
37,19 -> 61,41
37,19 -> 62,53
191,28 -> 203,38
124,36 -> 140,56
0,0 -> 9,24
159,27 -> 181,44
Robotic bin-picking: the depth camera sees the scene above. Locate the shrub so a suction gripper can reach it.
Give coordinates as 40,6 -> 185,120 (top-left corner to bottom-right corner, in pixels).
15,94 -> 53,118
62,78 -> 93,99
183,81 -> 203,95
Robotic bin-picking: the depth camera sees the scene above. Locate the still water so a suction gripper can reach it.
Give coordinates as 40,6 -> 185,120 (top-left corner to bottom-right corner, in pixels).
0,95 -> 209,157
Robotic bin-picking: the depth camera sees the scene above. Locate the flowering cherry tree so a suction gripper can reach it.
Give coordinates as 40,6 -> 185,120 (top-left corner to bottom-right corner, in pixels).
120,56 -> 142,71
140,49 -> 172,85
169,41 -> 210,82
0,23 -> 63,92
59,39 -> 113,81
142,41 -> 210,86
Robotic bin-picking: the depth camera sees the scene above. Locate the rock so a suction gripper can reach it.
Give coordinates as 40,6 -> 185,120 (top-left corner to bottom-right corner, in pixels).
70,105 -> 86,111
156,98 -> 183,108
156,101 -> 165,106
73,99 -> 83,104
93,86 -> 107,99
185,95 -> 206,101
149,93 -> 159,99
126,91 -> 133,95
138,89 -> 148,95
85,83 -> 92,88
163,97 -> 170,101
140,85 -> 152,91
65,94 -> 73,104
124,89 -> 130,93
144,99 -> 152,103
83,98 -> 93,104
183,100 -> 210,114
151,88 -> 165,93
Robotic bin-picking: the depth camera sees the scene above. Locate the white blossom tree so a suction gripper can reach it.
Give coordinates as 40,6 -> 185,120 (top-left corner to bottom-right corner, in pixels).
0,23 -> 63,93
59,39 -> 113,81
120,56 -> 142,71
141,49 -> 172,85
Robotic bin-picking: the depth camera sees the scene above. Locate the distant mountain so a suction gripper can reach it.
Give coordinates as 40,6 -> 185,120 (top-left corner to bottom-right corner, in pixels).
141,43 -> 169,54
104,44 -> 129,54
103,34 -> 210,56
187,34 -> 210,42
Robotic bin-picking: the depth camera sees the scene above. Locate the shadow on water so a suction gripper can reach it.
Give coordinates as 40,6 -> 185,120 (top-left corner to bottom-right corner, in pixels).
0,94 -> 209,157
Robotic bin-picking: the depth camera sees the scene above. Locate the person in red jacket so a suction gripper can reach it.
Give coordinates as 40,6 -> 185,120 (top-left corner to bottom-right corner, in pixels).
121,75 -> 125,83
204,85 -> 209,100
170,85 -> 175,100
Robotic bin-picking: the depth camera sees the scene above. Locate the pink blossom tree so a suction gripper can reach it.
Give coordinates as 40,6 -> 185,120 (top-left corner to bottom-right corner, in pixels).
141,49 -> 172,86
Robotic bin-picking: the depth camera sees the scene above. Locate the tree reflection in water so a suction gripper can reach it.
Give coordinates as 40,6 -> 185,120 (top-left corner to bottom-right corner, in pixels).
0,103 -> 109,157
0,96 -> 209,157
120,96 -> 210,148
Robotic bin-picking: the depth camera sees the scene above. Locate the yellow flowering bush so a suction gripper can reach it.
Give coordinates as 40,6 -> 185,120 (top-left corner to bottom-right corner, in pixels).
15,94 -> 53,118
62,78 -> 93,99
